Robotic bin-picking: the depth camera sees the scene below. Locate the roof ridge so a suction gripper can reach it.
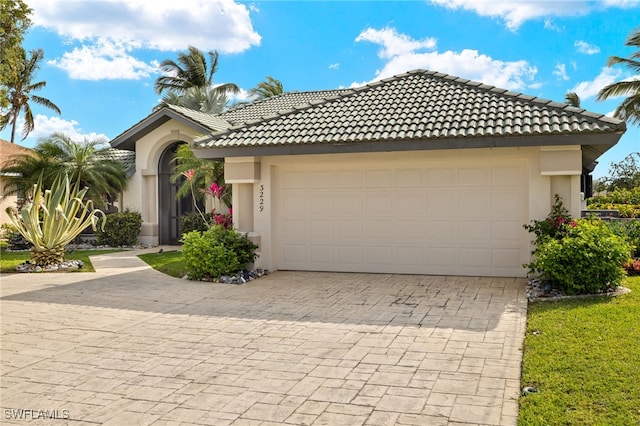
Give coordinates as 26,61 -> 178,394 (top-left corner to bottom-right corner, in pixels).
410,69 -> 625,130
206,88 -> 362,140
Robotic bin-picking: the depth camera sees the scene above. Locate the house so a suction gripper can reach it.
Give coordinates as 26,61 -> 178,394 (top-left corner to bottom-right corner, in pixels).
110,70 -> 626,277
0,139 -> 34,226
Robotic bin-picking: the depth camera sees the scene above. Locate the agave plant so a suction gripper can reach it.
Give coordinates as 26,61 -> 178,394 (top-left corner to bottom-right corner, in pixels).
5,174 -> 105,266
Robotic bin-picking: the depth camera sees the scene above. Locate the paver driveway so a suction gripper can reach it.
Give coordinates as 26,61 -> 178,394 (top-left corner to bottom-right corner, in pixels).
0,249 -> 528,425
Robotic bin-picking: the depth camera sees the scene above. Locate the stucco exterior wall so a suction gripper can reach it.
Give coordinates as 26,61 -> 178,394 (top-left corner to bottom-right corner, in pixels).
0,177 -> 19,227
121,122 -> 204,245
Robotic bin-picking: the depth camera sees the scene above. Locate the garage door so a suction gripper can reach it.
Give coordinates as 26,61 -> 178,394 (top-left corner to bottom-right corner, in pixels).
274,159 -> 528,277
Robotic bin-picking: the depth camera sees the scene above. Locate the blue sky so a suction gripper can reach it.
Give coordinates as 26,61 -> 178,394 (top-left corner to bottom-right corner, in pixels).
3,0 -> 639,178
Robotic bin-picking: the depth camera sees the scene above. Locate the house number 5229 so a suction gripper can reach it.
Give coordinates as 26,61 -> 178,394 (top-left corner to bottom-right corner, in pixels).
259,185 -> 265,212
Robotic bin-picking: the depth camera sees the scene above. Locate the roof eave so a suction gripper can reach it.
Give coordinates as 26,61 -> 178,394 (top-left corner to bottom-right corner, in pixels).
194,132 -> 624,167
110,107 -> 219,151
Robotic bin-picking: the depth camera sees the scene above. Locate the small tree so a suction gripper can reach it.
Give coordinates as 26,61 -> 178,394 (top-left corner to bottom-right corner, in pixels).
5,174 -> 105,266
600,152 -> 640,191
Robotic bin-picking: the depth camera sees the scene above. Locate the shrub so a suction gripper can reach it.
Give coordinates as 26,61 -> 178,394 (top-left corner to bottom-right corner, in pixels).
523,194 -> 575,249
0,224 -> 31,250
605,220 -> 640,257
526,219 -> 632,294
181,225 -> 259,280
96,210 -> 142,246
180,212 -> 212,235
588,187 -> 640,218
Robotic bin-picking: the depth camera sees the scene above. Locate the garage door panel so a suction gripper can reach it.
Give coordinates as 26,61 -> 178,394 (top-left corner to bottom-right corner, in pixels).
459,220 -> 490,242
310,245 -> 333,263
426,192 -> 456,217
276,159 -> 527,277
394,220 -> 424,242
282,171 -> 307,189
365,246 -> 393,265
395,246 -> 423,266
366,192 -> 393,216
335,220 -> 363,241
283,194 -> 307,216
365,220 -> 392,243
459,191 -> 491,218
310,220 -> 333,241
426,220 -> 456,247
336,170 -> 363,188
492,167 -> 521,186
459,168 -> 490,186
282,219 -> 306,240
336,245 -> 363,264
427,168 -> 456,187
309,171 -> 334,188
396,169 -> 423,187
460,248 -> 490,267
491,248 -> 521,269
425,248 -> 456,267
335,193 -> 363,216
309,193 -> 333,216
395,192 -> 424,217
491,192 -> 522,218
282,244 -> 306,263
366,170 -> 393,188
492,221 -> 523,242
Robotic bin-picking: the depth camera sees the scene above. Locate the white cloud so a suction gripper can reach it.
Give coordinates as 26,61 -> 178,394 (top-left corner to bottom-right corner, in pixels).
553,63 -> 569,81
29,0 -> 261,53
10,115 -> 110,147
543,18 -> 562,32
429,0 -> 640,30
354,27 -> 537,91
229,88 -> 254,104
572,67 -> 622,99
356,27 -> 437,58
575,40 -> 601,55
329,63 -> 340,70
48,39 -> 158,80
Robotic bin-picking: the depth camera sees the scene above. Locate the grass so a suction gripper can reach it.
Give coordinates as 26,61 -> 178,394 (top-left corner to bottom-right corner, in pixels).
519,276 -> 640,425
0,249 -> 122,273
138,250 -> 187,278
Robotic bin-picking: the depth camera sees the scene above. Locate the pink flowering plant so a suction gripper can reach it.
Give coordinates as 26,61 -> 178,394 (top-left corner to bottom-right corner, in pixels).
202,182 -> 232,229
524,195 -> 631,295
523,194 -> 576,247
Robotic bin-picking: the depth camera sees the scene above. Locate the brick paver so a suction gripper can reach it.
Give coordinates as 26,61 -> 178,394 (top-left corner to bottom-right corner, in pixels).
0,248 -> 527,425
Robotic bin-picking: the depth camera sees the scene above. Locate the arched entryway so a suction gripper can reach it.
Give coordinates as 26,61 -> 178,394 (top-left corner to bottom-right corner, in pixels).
158,142 -> 197,245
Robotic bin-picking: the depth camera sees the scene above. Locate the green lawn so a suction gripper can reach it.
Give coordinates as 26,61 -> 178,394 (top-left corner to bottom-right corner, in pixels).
0,249 -> 122,273
519,276 -> 640,425
138,250 -> 187,278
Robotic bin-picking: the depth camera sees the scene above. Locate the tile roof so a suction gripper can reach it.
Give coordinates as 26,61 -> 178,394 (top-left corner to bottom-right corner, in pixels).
163,104 -> 232,131
221,90 -> 352,125
0,139 -> 34,169
96,148 -> 136,177
197,70 -> 625,150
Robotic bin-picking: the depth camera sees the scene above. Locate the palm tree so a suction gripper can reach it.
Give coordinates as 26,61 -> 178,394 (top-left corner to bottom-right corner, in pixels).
597,27 -> 640,125
248,76 -> 284,101
154,46 -> 239,97
2,133 -> 126,208
171,143 -> 227,204
565,92 -> 581,108
156,85 -> 230,114
0,48 -> 61,142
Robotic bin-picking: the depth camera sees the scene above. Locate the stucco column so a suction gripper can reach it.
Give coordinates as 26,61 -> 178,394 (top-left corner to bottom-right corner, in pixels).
225,157 -> 261,233
539,146 -> 582,217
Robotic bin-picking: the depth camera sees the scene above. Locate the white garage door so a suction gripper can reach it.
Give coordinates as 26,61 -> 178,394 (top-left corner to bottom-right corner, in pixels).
274,158 -> 528,277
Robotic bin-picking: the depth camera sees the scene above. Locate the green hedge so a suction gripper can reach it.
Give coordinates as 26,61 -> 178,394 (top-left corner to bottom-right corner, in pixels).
96,210 -> 142,246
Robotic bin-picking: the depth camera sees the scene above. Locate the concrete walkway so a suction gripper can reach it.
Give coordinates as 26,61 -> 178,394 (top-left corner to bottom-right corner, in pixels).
0,248 -> 528,425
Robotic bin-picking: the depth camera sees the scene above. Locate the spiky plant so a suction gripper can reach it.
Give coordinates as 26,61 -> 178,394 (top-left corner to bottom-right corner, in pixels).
5,174 -> 105,266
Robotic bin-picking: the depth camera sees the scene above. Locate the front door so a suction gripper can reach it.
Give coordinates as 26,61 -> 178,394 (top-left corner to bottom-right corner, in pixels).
158,143 -> 194,245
